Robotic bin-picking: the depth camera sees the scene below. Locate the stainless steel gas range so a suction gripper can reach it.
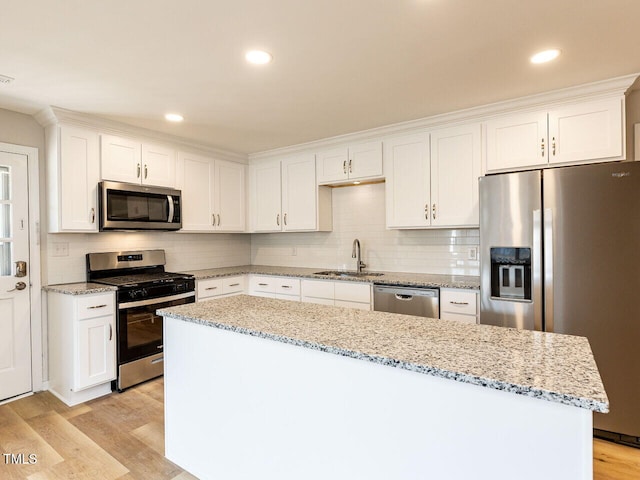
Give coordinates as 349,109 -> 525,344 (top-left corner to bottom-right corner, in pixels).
86,249 -> 195,391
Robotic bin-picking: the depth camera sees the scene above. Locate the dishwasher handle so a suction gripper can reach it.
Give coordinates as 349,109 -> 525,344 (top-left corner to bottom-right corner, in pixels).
395,294 -> 414,301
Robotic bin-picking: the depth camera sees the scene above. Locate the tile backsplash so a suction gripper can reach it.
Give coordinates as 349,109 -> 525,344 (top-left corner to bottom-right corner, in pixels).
251,182 -> 480,275
45,232 -> 251,285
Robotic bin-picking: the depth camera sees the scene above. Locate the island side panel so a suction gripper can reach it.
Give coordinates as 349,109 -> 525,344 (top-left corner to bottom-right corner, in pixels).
164,317 -> 592,480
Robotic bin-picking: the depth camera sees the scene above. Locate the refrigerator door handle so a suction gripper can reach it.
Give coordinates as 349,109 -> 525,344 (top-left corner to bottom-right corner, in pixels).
543,208 -> 554,332
532,209 -> 543,331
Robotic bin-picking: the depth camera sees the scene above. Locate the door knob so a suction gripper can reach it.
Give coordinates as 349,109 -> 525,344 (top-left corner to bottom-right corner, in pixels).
7,281 -> 27,292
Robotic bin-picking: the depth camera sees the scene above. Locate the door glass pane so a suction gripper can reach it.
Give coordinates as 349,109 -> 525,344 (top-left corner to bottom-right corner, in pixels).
0,166 -> 10,276
0,204 -> 10,238
0,166 -> 9,201
0,242 -> 11,276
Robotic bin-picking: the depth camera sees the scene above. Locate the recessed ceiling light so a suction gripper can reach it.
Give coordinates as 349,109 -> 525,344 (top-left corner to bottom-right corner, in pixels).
245,50 -> 273,65
165,113 -> 184,122
530,49 -> 561,64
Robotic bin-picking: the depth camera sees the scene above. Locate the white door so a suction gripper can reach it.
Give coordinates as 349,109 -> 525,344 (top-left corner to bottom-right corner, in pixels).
0,151 -> 31,401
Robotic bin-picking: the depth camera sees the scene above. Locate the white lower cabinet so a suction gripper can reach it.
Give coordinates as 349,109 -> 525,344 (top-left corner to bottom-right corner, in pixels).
440,288 -> 479,324
48,291 -> 116,406
301,279 -> 372,310
196,276 -> 245,302
249,275 -> 301,301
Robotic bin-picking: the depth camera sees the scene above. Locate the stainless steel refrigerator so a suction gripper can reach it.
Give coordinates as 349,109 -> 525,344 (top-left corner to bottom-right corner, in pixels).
479,161 -> 640,445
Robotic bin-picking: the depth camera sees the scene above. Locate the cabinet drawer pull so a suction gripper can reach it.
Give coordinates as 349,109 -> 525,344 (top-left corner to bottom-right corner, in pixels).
450,301 -> 469,305
281,285 -> 292,289
205,286 -> 218,290
88,304 -> 108,309
258,283 -> 269,286
228,283 -> 240,287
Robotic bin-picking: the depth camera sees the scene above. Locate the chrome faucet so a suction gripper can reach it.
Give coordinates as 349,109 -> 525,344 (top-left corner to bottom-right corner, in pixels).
352,238 -> 366,274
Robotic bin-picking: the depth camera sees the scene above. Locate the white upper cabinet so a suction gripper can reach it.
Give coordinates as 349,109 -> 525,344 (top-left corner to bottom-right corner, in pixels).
47,124 -> 100,232
101,134 -> 176,187
176,152 -> 246,232
250,154 -> 332,233
317,141 -> 383,184
485,95 -> 624,173
281,155 -> 319,231
385,133 -> 431,228
385,124 -> 481,229
214,159 -> 246,232
430,124 -> 482,227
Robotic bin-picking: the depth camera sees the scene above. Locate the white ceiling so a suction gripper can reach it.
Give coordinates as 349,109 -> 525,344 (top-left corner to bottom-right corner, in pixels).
2,0 -> 640,155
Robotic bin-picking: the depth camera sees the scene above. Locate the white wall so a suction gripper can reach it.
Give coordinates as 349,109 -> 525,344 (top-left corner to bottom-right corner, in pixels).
252,182 -> 480,276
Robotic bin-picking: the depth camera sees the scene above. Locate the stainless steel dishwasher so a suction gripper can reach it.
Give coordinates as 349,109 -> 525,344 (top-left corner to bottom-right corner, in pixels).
373,285 -> 439,318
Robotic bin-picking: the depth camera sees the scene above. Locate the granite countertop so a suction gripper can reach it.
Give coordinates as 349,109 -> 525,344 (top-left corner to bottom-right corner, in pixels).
158,295 -> 608,413
43,282 -> 117,295
182,265 -> 480,289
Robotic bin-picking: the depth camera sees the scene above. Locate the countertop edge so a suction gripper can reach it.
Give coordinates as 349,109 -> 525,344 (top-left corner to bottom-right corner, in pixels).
159,309 -> 608,413
185,266 -> 481,290
43,283 -> 118,295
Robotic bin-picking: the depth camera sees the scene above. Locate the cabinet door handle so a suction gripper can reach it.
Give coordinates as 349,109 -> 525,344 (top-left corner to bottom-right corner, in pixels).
90,207 -> 95,224
283,213 -> 287,226
217,214 -> 220,226
109,324 -> 113,341
343,160 -> 347,174
212,214 -> 216,226
432,204 -> 436,220
541,138 -> 545,157
348,158 -> 352,174
276,214 -> 280,226
205,286 -> 218,290
144,164 -> 148,179
552,137 -> 556,156
424,203 -> 428,221
88,304 -> 108,309
450,301 -> 469,305
137,163 -> 141,178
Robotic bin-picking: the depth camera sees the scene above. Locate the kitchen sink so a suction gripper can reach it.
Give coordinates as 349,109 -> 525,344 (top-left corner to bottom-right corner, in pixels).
314,270 -> 384,278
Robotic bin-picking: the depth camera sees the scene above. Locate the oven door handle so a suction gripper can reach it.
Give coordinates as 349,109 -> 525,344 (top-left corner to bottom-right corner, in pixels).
119,291 -> 195,309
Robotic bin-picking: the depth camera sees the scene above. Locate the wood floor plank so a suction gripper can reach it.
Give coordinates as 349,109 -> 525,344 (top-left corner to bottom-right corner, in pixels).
26,410 -> 128,480
593,438 -> 640,480
0,406 -> 64,480
130,420 -> 165,456
8,391 -> 92,421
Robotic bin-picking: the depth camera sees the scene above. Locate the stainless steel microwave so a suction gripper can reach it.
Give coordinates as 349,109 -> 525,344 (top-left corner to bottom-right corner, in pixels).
99,181 -> 182,231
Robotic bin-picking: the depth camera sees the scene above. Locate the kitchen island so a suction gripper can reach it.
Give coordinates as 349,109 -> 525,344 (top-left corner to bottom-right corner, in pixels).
158,295 -> 606,480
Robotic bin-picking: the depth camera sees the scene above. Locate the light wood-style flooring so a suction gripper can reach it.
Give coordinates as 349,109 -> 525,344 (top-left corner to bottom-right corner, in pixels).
1,378 -> 640,479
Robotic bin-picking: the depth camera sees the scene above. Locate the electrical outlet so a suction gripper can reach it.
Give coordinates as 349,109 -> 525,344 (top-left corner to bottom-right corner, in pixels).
52,242 -> 69,257
468,247 -> 478,261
